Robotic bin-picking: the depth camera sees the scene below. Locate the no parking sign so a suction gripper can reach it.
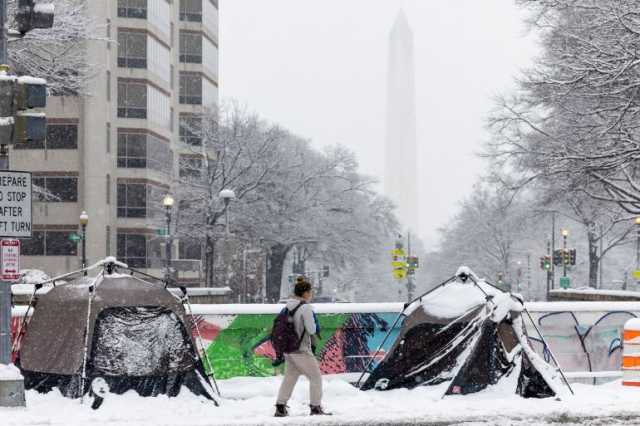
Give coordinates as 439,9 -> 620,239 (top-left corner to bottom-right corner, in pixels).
1,239 -> 20,281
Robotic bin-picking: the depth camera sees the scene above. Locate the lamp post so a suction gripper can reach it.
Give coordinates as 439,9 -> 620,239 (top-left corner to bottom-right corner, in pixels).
163,194 -> 174,285
79,211 -> 88,275
561,229 -> 569,277
219,189 -> 235,236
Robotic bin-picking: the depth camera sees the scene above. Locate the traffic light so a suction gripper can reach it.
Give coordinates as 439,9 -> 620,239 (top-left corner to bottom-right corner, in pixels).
0,74 -> 47,145
407,256 -> 419,269
569,249 -> 577,266
563,249 -> 571,265
540,255 -> 551,271
553,249 -> 562,266
15,0 -> 55,35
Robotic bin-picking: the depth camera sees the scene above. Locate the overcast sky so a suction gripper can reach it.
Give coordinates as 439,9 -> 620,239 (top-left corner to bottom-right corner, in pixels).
219,0 -> 539,248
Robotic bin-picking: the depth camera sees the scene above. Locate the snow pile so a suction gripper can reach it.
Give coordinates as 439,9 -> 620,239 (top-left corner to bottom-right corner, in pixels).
3,376 -> 640,425
0,363 -> 23,380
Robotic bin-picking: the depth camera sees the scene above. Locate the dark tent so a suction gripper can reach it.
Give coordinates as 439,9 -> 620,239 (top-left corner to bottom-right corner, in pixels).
360,268 -> 567,399
17,261 -> 217,403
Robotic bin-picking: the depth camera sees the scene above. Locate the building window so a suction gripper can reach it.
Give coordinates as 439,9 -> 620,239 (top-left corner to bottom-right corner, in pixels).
179,31 -> 202,63
179,155 -> 203,179
179,114 -> 202,146
117,131 -> 173,171
106,174 -> 111,204
21,230 -> 78,256
179,72 -> 202,105
117,80 -> 147,118
106,226 -> 111,256
14,123 -> 77,150
106,70 -> 111,101
117,0 -> 147,19
106,19 -> 111,48
117,132 -> 146,168
117,233 -> 147,267
33,176 -> 78,202
46,124 -> 78,149
106,122 -> 111,153
118,30 -> 147,68
117,182 -> 147,218
180,0 -> 202,22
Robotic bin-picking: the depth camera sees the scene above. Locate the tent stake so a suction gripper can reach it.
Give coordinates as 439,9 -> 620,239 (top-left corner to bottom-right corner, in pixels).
523,308 -> 574,395
355,275 -> 457,389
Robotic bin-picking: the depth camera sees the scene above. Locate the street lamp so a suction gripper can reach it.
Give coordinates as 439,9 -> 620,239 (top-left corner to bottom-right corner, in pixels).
561,229 -> 569,277
219,189 -> 235,235
163,194 -> 174,286
79,211 -> 88,275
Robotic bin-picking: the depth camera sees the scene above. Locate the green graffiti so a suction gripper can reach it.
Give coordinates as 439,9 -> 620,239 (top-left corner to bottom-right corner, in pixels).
206,313 -> 348,379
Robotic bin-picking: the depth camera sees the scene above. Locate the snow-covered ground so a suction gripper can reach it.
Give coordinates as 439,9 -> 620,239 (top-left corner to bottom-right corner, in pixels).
4,375 -> 640,426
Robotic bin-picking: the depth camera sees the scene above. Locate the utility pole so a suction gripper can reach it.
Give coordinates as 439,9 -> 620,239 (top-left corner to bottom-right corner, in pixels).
546,240 -> 552,300
0,2 -> 53,408
551,212 -> 556,290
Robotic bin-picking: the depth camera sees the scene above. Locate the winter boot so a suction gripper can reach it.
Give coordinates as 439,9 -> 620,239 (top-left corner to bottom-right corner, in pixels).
310,405 -> 332,416
274,404 -> 288,417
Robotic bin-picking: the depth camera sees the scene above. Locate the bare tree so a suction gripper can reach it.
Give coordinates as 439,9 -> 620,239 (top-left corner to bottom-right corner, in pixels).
7,0 -> 100,94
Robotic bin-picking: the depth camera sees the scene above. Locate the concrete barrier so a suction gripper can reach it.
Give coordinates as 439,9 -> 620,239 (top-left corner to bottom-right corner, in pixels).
623,318 -> 640,386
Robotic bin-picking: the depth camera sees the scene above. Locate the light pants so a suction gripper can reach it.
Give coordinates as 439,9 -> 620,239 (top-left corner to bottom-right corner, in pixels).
276,352 -> 323,406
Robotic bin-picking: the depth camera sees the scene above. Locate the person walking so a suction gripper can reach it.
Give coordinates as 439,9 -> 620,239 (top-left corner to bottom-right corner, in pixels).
274,277 -> 331,417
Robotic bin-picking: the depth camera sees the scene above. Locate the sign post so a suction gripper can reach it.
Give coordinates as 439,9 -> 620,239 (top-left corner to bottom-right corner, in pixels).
0,171 -> 31,365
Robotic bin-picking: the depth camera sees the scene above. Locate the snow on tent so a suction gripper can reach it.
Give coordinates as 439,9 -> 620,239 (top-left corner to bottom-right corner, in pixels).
358,267 -> 572,399
15,257 -> 219,406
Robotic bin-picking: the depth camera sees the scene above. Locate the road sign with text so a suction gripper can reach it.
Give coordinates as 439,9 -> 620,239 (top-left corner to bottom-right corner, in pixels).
0,171 -> 31,238
1,239 -> 20,281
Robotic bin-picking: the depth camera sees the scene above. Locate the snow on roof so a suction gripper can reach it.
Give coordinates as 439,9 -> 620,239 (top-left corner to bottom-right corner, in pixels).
408,279 -> 502,319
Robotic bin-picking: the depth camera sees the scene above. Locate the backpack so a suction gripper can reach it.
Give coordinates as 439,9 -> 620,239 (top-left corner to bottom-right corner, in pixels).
271,301 -> 306,363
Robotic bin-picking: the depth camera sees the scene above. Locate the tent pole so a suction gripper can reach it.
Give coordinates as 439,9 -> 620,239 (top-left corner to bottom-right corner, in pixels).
180,287 -> 221,401
11,284 -> 42,354
355,275 -> 457,389
79,278 -> 98,403
523,308 -> 574,395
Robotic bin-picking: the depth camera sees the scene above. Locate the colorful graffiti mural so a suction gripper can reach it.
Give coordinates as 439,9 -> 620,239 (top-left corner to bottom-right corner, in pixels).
195,312 -> 401,379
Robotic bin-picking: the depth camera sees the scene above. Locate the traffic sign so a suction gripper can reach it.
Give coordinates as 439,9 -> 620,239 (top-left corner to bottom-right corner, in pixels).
1,239 -> 20,281
68,233 -> 82,242
393,268 -> 407,280
633,270 -> 640,281
559,276 -> 571,289
0,171 -> 31,238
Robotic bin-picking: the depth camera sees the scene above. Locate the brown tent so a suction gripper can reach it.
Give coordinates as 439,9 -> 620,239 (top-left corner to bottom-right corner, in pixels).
18,270 -> 215,401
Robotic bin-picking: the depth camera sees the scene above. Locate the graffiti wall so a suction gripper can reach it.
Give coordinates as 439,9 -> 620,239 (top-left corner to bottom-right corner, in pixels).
11,302 -> 640,381
190,309 -> 402,379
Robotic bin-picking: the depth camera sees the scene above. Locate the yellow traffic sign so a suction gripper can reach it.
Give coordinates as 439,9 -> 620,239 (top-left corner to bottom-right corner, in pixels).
633,270 -> 640,281
393,268 -> 407,280
392,248 -> 406,258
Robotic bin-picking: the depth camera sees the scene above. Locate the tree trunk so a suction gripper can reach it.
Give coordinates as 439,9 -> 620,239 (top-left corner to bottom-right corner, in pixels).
205,235 -> 216,287
266,244 -> 290,302
588,234 -> 599,288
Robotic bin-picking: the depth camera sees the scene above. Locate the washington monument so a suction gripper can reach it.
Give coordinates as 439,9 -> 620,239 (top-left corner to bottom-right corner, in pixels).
384,10 -> 419,233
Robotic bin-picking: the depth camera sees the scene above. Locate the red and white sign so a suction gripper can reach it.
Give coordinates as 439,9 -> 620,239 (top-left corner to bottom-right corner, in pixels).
1,239 -> 20,281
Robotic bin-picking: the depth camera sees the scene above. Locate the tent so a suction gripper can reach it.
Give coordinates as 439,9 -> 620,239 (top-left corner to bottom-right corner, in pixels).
360,267 -> 569,398
16,258 -> 218,404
